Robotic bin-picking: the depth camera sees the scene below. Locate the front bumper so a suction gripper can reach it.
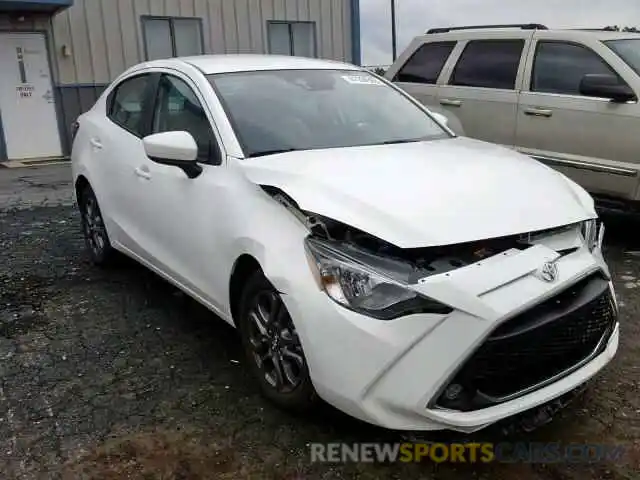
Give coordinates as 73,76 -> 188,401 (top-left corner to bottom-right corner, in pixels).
280,241 -> 618,432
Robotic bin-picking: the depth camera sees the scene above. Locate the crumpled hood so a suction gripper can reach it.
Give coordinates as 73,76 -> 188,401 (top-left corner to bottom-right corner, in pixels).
240,137 -> 595,248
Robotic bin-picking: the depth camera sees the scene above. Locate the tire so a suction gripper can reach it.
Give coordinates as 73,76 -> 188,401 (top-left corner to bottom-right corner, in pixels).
79,184 -> 116,266
238,270 -> 318,412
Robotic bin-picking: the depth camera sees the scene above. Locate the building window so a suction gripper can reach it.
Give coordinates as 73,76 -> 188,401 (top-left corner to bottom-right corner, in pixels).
267,21 -> 316,58
142,16 -> 204,60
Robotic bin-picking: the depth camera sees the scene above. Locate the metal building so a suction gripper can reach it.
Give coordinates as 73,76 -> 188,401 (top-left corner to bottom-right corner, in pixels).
0,0 -> 361,162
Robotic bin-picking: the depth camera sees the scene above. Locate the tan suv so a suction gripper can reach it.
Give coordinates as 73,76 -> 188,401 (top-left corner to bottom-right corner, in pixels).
385,24 -> 640,211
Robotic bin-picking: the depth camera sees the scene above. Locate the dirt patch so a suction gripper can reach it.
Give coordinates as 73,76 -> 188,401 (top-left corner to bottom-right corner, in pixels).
63,429 -> 241,480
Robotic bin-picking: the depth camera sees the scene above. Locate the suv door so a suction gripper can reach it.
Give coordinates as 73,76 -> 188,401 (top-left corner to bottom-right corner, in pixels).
515,37 -> 640,202
437,38 -> 529,146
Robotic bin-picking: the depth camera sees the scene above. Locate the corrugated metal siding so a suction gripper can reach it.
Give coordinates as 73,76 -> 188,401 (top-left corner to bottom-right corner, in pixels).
51,0 -> 354,85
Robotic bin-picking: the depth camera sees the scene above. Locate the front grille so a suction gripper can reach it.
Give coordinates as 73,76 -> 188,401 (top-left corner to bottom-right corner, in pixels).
435,273 -> 616,412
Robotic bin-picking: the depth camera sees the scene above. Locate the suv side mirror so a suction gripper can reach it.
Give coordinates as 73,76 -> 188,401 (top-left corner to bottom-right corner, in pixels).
579,74 -> 637,103
143,131 -> 203,179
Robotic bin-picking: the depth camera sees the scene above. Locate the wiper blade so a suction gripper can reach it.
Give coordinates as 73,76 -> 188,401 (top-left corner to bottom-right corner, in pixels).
248,148 -> 298,158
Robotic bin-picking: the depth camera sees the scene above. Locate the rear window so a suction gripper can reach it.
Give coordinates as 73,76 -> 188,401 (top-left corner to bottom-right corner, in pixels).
393,41 -> 456,84
449,40 -> 524,90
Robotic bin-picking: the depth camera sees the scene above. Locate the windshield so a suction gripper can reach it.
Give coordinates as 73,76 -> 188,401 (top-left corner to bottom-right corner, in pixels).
605,39 -> 640,75
208,69 -> 450,158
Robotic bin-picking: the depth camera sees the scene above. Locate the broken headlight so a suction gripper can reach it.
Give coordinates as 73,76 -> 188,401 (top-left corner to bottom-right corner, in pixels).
305,237 -> 452,320
580,218 -> 601,252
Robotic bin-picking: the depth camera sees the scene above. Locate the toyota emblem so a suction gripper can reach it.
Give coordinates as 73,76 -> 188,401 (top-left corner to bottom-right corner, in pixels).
539,261 -> 559,283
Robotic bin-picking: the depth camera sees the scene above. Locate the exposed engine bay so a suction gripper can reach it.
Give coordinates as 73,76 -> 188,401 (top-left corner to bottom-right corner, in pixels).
263,186 -> 586,282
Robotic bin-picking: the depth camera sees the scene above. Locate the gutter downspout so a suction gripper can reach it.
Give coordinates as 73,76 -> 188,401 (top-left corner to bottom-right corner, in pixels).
350,0 -> 361,65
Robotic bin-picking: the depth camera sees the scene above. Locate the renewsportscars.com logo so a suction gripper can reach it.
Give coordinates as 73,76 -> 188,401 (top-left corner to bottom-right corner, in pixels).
309,442 -> 627,464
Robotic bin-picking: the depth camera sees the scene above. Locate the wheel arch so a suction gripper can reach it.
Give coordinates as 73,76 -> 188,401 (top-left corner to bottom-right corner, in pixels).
228,253 -> 264,328
75,174 -> 91,206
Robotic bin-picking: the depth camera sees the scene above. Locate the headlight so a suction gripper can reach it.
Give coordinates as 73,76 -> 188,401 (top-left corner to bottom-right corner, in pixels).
305,237 -> 452,320
580,218 -> 601,252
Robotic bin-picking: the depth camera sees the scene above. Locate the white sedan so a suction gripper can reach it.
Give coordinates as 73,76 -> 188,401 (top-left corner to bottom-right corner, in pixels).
71,54 -> 619,432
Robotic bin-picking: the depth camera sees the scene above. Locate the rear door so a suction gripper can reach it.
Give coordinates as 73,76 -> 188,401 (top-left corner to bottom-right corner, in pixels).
436,34 -> 532,146
515,34 -> 640,201
92,72 -> 159,255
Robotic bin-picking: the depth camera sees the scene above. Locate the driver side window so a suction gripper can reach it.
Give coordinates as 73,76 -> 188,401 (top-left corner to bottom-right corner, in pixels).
151,74 -> 221,165
531,41 -> 626,96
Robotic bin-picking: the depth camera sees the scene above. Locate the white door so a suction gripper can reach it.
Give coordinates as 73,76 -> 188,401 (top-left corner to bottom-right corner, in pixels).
0,33 -> 62,160
134,73 -> 228,312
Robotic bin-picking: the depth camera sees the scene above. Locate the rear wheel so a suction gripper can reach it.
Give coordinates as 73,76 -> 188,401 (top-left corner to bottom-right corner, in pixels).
79,185 -> 115,265
238,271 -> 318,411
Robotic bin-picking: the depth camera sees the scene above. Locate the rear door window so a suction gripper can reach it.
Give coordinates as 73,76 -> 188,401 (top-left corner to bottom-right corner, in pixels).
393,41 -> 456,84
449,40 -> 525,89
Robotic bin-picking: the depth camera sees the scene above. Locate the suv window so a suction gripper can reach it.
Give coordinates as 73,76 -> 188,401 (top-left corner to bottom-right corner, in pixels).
450,40 -> 524,89
108,75 -> 152,136
532,41 -> 624,96
152,75 -> 220,164
605,39 -> 640,75
394,41 -> 456,84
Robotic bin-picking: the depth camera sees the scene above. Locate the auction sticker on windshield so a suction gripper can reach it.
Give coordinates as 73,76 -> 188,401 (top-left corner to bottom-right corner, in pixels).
341,74 -> 384,85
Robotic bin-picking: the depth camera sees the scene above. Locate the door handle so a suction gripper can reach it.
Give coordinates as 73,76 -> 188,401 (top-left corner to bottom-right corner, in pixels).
89,138 -> 103,149
134,166 -> 151,180
524,107 -> 553,118
440,98 -> 462,107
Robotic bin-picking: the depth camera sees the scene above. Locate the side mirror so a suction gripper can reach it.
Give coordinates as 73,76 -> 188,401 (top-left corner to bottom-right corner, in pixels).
143,131 -> 203,179
579,74 -> 637,103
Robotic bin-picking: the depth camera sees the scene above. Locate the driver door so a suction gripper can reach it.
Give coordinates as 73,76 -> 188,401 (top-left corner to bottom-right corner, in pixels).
135,72 -> 231,313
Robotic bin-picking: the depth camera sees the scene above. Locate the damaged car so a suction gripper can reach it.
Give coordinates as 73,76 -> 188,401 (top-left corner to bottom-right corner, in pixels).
71,54 -> 619,432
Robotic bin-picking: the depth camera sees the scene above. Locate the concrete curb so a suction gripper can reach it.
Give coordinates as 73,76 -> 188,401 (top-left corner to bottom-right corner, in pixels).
0,157 -> 70,169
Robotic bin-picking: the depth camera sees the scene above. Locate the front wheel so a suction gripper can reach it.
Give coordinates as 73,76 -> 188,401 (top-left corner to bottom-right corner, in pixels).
238,271 -> 318,411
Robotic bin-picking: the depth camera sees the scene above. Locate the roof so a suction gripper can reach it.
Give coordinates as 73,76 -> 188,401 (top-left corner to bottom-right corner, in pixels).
179,54 -> 361,75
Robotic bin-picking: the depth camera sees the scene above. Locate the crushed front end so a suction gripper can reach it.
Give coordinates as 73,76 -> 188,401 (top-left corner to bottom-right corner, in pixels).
267,190 -> 618,431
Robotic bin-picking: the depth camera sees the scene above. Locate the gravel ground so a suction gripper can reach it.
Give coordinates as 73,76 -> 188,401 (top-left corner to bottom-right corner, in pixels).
0,166 -> 639,479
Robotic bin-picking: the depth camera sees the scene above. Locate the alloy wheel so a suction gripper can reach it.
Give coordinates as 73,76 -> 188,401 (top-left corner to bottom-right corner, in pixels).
246,290 -> 306,393
83,196 -> 107,257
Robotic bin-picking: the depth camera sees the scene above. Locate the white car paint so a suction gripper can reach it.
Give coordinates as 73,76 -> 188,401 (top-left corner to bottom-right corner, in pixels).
241,137 -> 595,248
143,131 -> 199,162
71,54 -> 619,432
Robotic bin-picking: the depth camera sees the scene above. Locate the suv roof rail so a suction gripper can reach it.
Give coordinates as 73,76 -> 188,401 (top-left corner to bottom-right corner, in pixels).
426,24 -> 548,34
568,28 -> 624,31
